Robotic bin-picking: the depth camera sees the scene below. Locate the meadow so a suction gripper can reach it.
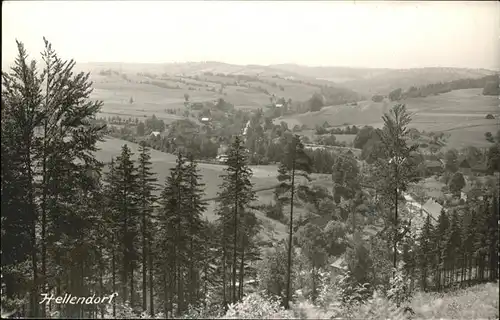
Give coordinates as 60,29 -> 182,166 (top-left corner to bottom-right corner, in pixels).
278,88 -> 499,150
88,66 -> 327,121
95,137 -> 279,200
95,137 -> 288,242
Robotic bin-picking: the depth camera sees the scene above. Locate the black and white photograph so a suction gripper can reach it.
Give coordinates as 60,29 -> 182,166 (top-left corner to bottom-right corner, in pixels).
1,1 -> 499,319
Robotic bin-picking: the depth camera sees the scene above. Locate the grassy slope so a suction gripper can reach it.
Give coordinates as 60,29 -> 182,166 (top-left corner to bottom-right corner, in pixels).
278,89 -> 499,150
95,137 -> 279,199
95,137 -> 287,241
79,61 -> 357,121
90,73 -> 324,120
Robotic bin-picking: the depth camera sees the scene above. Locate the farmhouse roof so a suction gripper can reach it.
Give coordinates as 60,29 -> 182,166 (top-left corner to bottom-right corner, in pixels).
422,198 -> 443,220
459,158 -> 471,168
330,257 -> 347,270
150,131 -> 161,136
275,104 -> 283,108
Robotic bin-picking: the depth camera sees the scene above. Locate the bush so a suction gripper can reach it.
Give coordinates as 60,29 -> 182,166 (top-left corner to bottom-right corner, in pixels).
482,81 -> 499,96
262,202 -> 285,222
485,113 -> 495,119
224,293 -> 294,319
371,95 -> 384,102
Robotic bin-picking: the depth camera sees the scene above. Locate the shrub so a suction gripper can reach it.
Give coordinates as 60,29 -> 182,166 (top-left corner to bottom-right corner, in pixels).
485,113 -> 495,119
350,291 -> 408,320
261,202 -> 285,222
482,81 -> 499,96
224,293 -> 294,319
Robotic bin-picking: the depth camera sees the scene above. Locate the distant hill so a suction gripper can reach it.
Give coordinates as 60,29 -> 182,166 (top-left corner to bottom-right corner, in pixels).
74,62 -> 364,118
268,64 -> 497,95
70,61 -> 498,123
75,62 -> 497,97
76,61 -> 308,79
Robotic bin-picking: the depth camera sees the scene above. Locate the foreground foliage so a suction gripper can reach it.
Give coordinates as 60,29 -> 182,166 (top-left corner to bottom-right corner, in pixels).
218,281 -> 498,320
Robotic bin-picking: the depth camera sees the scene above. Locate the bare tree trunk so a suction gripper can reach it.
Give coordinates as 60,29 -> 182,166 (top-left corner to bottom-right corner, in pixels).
149,238 -> 154,317
238,236 -> 246,300
163,269 -> 170,319
28,154 -> 38,318
100,257 -> 105,319
142,205 -> 147,312
131,263 -> 135,311
285,144 -> 296,310
232,184 -> 239,304
222,236 -> 227,309
112,240 -> 117,318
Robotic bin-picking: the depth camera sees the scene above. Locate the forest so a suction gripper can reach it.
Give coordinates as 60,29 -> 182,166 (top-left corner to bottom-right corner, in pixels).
2,39 -> 499,319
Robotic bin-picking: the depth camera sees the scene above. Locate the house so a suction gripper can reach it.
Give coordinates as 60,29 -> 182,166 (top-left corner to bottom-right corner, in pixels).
330,256 -> 347,273
422,198 -> 443,221
216,154 -> 228,163
424,160 -> 444,176
218,145 -> 228,155
150,131 -> 161,137
275,103 -> 283,108
458,158 -> 471,175
200,117 -> 211,122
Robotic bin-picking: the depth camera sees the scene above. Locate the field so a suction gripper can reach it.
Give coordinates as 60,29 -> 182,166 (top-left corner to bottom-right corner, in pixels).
298,129 -> 357,145
81,61 -> 345,121
95,137 -> 288,241
95,137 -> 279,199
277,89 -> 499,150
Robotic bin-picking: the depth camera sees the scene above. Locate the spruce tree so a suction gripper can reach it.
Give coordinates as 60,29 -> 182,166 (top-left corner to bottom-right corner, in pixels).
276,134 -> 313,309
444,210 -> 462,286
487,194 -> 499,281
216,136 -> 256,305
474,198 -> 490,282
110,144 -> 140,307
462,207 -> 477,284
185,154 -> 208,306
137,142 -> 158,312
433,209 -> 449,290
157,152 -> 193,315
2,38 -> 105,317
157,171 -> 179,316
417,214 -> 434,291
375,104 -> 419,279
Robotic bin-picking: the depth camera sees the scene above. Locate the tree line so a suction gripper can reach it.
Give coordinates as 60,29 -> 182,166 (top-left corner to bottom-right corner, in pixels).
385,74 -> 499,101
0,39 -> 264,318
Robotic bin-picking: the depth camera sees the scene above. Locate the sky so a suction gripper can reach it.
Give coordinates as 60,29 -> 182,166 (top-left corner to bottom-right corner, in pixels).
2,1 -> 499,70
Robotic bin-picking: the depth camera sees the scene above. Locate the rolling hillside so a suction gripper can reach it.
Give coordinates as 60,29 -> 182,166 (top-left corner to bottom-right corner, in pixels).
77,61 -> 497,123
95,137 -> 289,242
79,62 -> 362,120
276,88 -> 499,149
269,64 -> 497,95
